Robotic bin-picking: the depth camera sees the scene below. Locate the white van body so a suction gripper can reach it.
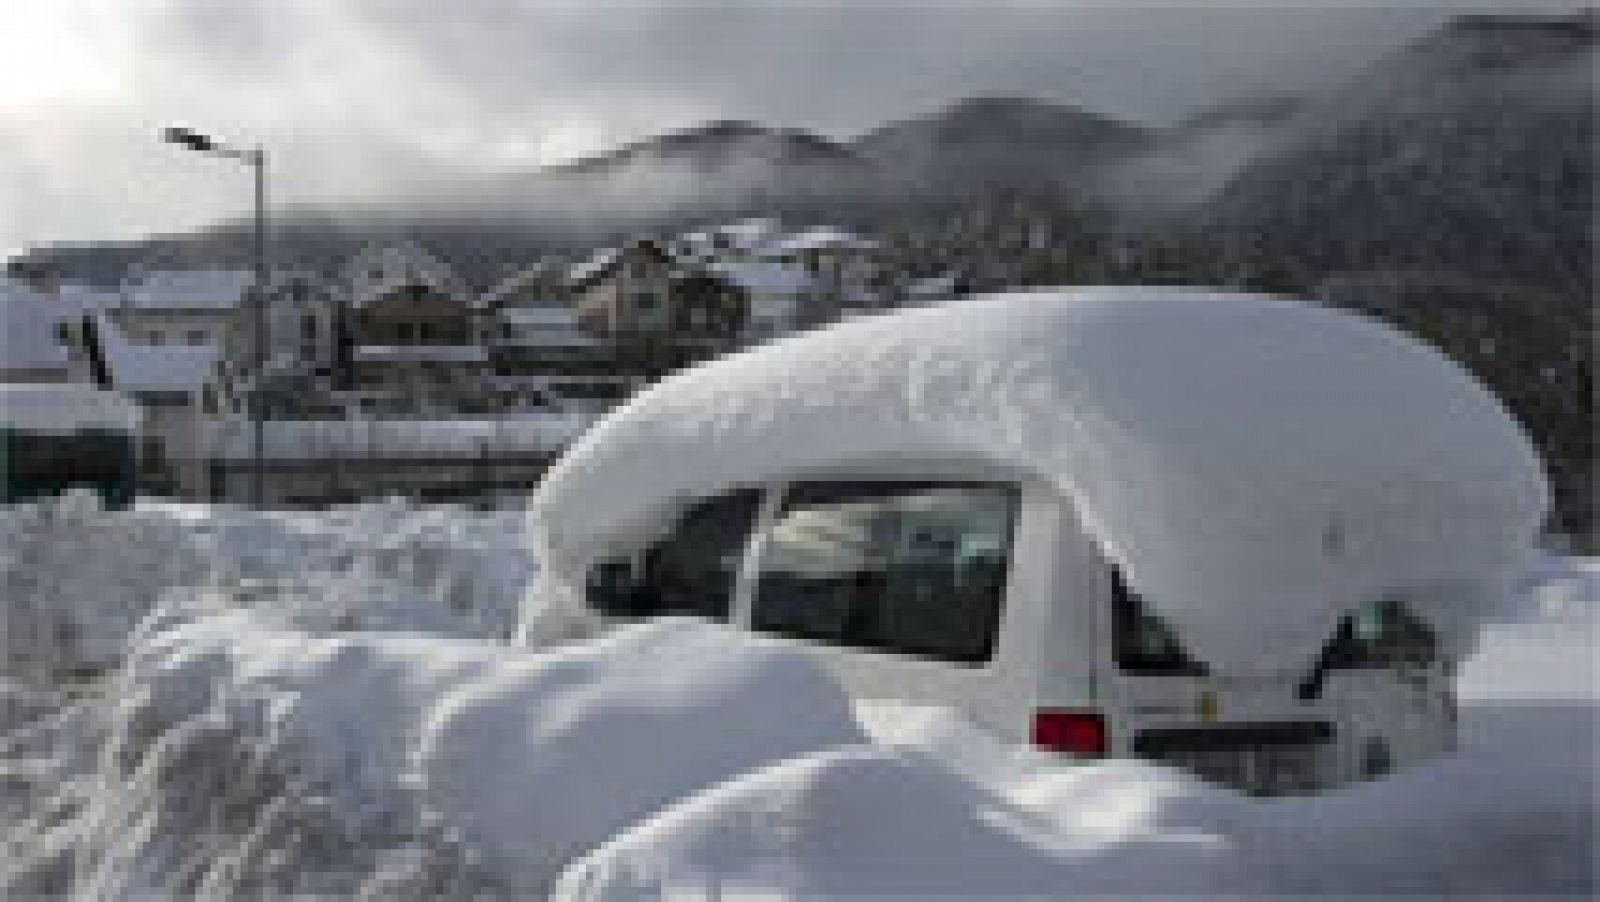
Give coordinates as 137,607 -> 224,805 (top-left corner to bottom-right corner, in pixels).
521,288 -> 1547,794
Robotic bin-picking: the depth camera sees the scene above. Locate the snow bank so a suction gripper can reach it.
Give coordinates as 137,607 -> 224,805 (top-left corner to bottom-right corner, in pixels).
4,501 -> 1591,899
0,496 -> 532,686
418,619 -> 864,894
559,563 -> 1598,899
527,288 -> 1547,673
555,745 -> 1239,900
30,612 -> 859,898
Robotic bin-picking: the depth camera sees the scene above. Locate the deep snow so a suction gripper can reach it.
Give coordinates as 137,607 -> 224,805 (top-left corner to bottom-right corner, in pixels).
524,288 -> 1546,675
0,496 -> 1593,898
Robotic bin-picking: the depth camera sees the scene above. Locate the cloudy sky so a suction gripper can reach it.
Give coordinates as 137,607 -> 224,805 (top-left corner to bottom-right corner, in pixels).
2,1 -> 1585,261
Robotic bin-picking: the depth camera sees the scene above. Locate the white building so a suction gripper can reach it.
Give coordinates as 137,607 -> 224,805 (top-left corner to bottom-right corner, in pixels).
112,269 -> 251,349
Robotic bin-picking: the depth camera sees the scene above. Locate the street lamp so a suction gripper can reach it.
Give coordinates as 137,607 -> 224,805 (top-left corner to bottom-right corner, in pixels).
162,126 -> 269,505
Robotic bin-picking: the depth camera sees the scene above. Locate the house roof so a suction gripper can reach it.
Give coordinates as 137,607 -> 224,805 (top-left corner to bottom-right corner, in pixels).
705,261 -> 814,295
345,242 -> 473,309
767,226 -> 880,254
120,269 -> 253,311
525,287 -> 1547,676
0,383 -> 140,432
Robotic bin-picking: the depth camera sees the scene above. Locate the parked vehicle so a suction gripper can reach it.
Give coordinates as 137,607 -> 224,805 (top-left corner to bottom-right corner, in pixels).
523,288 -> 1547,794
1,384 -> 140,508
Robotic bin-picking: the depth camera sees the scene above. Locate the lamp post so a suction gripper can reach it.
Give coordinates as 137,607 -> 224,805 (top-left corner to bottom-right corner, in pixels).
162,126 -> 269,505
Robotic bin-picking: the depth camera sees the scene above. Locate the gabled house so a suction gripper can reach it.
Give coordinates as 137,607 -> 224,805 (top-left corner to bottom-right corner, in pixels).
567,238 -> 746,376
483,263 -> 629,410
337,242 -> 489,414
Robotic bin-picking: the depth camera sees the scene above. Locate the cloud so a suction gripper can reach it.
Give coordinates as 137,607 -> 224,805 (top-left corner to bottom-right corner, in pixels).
5,1 -> 1582,261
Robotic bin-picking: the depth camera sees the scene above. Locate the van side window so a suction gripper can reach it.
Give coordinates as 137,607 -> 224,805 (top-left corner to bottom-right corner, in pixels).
750,481 -> 1018,664
1111,567 -> 1208,676
1321,598 -> 1439,669
586,488 -> 763,621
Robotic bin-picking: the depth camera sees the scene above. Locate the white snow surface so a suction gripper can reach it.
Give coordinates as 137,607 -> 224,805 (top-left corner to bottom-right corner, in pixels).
1,498 -> 1592,899
526,287 -> 1548,674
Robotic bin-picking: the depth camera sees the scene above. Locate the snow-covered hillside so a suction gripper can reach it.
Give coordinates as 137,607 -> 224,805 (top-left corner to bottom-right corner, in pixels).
1,497 -> 1593,898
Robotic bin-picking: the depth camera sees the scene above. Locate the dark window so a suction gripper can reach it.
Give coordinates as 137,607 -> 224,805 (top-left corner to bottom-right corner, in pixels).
586,489 -> 764,621
1321,599 -> 1439,670
1112,568 -> 1207,675
750,481 -> 1017,664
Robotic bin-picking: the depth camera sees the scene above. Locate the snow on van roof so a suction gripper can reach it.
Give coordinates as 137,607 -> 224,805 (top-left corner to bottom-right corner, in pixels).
525,287 -> 1547,673
0,383 -> 140,432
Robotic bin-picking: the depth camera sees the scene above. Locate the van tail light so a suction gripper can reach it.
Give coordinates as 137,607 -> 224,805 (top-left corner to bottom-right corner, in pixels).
1032,708 -> 1108,758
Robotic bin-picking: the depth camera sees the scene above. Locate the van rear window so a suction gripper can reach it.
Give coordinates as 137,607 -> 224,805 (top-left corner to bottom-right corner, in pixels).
750,481 -> 1018,665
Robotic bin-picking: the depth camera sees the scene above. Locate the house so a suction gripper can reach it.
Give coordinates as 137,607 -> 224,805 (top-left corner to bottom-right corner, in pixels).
111,268 -> 252,349
703,259 -> 817,342
91,311 -> 220,490
337,243 -> 490,415
483,264 -> 631,411
568,238 -> 746,376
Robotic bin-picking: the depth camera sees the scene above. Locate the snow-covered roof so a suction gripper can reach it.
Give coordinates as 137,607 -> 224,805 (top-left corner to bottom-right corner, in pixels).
0,383 -> 141,432
353,345 -> 487,364
1,280 -> 71,373
94,313 -> 218,394
707,261 -> 814,295
121,269 -> 252,311
482,262 -> 561,306
344,243 -> 472,310
904,275 -> 959,300
527,287 -> 1547,674
207,413 -> 596,460
767,226 -> 880,254
52,282 -> 120,315
567,248 -> 622,286
501,306 -> 581,327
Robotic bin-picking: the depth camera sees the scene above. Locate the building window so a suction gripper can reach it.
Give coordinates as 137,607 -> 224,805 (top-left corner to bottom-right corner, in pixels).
187,330 -> 207,346
301,313 -> 317,341
396,322 -> 414,343
147,331 -> 164,346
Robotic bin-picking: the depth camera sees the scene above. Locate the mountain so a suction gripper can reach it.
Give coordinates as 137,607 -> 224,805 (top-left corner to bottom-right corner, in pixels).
1195,11 -> 1595,296
1190,11 -> 1596,538
852,95 -> 1154,193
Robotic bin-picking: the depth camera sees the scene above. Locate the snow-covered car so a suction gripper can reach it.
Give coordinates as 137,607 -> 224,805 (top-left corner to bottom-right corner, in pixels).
521,287 -> 1547,795
1,383 -> 140,508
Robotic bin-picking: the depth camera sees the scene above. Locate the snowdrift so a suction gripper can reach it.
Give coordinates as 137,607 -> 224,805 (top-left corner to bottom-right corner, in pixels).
526,288 -> 1547,672
2,500 -> 1591,899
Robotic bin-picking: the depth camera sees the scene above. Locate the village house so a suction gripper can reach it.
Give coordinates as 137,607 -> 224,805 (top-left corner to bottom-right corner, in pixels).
335,242 -> 491,415
567,238 -> 746,377
110,268 -> 251,349
481,262 -> 631,411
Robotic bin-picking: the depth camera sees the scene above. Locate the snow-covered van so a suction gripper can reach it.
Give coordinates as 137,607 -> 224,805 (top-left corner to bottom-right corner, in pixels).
521,288 -> 1547,794
1,384 -> 140,508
